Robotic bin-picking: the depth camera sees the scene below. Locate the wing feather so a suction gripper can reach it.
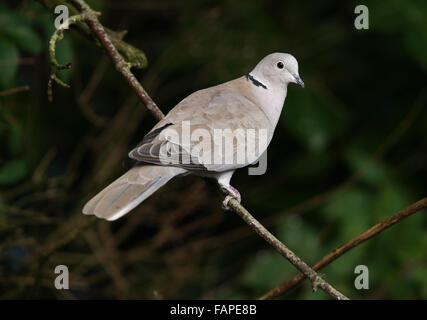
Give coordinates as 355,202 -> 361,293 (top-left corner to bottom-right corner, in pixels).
129,78 -> 272,172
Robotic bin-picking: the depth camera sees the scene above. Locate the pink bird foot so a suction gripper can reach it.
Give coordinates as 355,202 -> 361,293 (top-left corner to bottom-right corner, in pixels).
221,185 -> 242,210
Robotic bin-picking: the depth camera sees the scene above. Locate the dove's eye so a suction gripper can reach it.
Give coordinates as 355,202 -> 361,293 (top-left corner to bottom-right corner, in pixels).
277,62 -> 284,69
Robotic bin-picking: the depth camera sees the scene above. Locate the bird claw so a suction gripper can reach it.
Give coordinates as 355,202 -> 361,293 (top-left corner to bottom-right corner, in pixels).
221,185 -> 241,210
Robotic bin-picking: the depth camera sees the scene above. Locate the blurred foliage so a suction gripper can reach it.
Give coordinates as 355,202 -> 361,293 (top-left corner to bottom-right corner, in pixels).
0,0 -> 426,299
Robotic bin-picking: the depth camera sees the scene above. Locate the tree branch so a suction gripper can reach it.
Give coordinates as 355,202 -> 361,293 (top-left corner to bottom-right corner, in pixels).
259,196 -> 427,300
0,85 -> 30,97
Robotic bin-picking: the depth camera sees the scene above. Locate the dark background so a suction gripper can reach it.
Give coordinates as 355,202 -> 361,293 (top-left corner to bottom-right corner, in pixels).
0,0 -> 426,299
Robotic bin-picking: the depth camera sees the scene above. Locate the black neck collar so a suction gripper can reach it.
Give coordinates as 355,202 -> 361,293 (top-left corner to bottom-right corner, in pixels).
245,74 -> 268,90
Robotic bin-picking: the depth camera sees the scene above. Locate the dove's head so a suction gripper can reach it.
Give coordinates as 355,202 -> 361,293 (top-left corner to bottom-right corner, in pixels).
251,52 -> 304,89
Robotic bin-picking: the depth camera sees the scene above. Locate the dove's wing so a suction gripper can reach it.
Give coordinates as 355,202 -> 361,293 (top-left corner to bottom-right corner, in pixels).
129,77 -> 272,172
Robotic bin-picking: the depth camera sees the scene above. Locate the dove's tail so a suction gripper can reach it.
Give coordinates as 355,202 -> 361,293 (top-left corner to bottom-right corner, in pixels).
83,165 -> 186,221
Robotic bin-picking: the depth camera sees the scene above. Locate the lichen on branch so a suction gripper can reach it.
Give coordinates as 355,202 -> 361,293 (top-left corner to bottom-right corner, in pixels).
37,0 -> 148,69
48,12 -> 95,101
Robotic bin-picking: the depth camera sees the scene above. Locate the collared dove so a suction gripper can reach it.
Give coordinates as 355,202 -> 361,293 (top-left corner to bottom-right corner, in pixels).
83,52 -> 304,221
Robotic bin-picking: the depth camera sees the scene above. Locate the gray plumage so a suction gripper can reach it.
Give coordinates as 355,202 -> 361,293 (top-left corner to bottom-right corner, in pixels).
83,165 -> 186,221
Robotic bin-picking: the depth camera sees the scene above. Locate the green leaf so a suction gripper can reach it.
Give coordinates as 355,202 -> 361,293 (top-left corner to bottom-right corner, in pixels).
0,37 -> 19,89
0,158 -> 27,185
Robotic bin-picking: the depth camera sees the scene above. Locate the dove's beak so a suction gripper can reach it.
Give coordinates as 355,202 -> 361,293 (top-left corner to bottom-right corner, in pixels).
293,74 -> 305,88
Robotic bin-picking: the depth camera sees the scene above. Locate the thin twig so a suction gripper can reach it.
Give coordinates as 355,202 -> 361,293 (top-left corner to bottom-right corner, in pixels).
40,215 -> 97,259
259,196 -> 427,300
0,85 -> 30,97
227,198 -> 349,300
48,12 -> 96,101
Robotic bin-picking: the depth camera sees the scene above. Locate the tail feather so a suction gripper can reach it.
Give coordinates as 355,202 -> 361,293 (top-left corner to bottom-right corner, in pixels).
83,165 -> 186,221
